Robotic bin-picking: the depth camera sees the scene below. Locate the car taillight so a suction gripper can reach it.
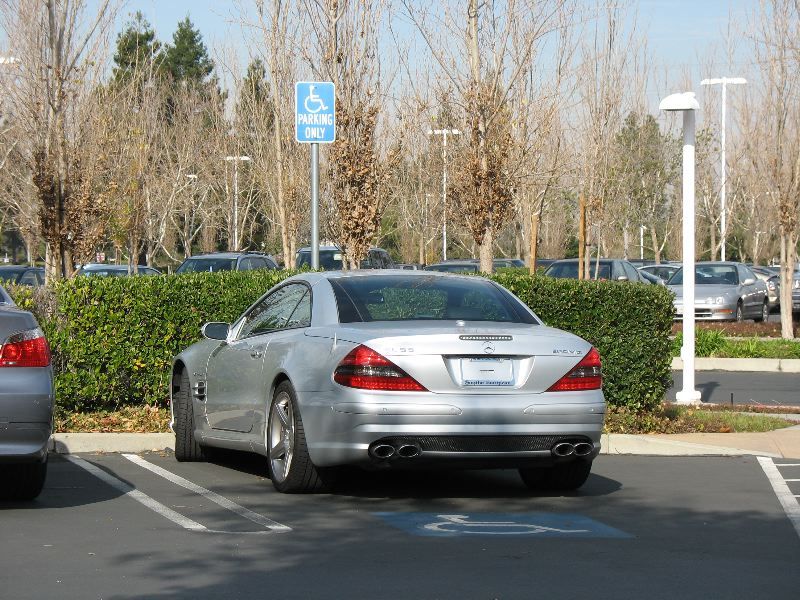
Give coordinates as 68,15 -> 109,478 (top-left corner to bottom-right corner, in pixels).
334,345 -> 426,391
0,328 -> 51,367
547,347 -> 601,392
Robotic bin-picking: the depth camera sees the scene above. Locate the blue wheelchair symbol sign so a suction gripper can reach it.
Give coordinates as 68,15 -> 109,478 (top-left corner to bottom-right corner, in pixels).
296,81 -> 336,143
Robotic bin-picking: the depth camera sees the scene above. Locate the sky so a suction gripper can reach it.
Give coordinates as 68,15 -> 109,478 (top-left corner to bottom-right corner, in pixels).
99,0 -> 755,119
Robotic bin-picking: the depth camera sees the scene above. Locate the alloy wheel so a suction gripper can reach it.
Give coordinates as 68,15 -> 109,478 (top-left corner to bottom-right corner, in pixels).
268,391 -> 294,483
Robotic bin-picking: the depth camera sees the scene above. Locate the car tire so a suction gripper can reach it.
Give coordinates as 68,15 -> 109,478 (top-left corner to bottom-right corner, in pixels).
521,460 -> 592,491
267,381 -> 325,493
0,457 -> 48,501
173,370 -> 206,462
754,301 -> 769,323
735,302 -> 744,322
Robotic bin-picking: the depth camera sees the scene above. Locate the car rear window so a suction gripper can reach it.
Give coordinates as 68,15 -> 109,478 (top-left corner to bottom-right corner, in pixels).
329,275 -> 537,324
296,250 -> 343,270
0,268 -> 26,283
176,258 -> 237,273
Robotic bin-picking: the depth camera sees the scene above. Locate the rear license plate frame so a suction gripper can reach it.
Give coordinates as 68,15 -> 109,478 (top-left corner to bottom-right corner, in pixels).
460,357 -> 514,387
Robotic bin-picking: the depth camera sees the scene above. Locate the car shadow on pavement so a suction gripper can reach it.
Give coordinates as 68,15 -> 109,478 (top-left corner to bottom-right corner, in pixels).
201,447 -> 621,499
0,454 -> 124,509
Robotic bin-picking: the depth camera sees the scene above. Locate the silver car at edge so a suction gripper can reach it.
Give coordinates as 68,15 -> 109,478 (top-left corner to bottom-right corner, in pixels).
0,284 -> 54,500
667,261 -> 770,322
170,271 -> 605,493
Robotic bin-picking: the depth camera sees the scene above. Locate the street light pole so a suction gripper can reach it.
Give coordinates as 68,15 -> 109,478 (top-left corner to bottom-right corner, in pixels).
224,155 -> 251,251
427,128 -> 461,261
660,91 -> 701,405
700,77 -> 746,262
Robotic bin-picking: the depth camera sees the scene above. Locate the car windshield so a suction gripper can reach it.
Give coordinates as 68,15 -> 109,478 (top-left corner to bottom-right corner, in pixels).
668,265 -> 739,286
296,250 -> 343,270
545,262 -> 612,279
330,274 -> 537,324
176,258 -> 237,273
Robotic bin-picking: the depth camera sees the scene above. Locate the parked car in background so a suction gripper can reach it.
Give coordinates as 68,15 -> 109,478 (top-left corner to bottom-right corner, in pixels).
176,252 -> 278,274
170,271 -> 604,493
0,265 -> 45,286
77,264 -> 162,277
425,258 -> 526,273
638,263 -> 680,283
295,246 -> 395,270
395,263 -> 422,270
666,262 -> 769,322
750,266 -> 781,312
0,284 -> 54,500
425,260 -> 479,273
544,258 -> 647,283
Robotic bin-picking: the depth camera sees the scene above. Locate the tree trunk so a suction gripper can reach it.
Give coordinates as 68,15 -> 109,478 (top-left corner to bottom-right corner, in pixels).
529,211 -> 540,274
578,193 -> 586,279
779,231 -> 796,339
649,225 -> 661,264
479,228 -> 493,273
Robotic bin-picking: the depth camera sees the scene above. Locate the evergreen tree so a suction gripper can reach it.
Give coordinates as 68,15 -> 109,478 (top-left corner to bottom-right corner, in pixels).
112,11 -> 163,84
164,17 -> 214,85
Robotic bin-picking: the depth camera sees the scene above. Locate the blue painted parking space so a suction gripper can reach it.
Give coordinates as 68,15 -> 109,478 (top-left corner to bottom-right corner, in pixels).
373,512 -> 632,538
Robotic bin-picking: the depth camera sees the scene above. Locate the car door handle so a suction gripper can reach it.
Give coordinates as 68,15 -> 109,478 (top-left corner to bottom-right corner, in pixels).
250,350 -> 264,359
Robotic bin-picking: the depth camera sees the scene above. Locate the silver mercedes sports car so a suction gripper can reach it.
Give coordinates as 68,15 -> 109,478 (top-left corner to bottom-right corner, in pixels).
170,271 -> 605,493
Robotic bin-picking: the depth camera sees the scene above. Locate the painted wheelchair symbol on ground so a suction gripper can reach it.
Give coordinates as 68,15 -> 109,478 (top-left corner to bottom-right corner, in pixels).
374,512 -> 632,538
424,514 -> 590,535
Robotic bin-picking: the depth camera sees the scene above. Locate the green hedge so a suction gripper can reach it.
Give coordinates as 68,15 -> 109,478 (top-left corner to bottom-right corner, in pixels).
492,272 -> 675,411
10,270 -> 674,413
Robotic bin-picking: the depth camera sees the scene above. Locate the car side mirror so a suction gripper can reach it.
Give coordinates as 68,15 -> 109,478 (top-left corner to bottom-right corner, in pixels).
742,278 -> 755,286
202,322 -> 230,341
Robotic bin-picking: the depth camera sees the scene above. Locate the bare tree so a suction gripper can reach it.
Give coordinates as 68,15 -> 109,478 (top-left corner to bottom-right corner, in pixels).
744,0 -> 800,338
0,0 -> 120,279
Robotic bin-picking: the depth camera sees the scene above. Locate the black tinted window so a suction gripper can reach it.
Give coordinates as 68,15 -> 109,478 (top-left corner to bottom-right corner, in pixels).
176,258 -> 237,273
296,250 -> 343,270
330,275 -> 537,324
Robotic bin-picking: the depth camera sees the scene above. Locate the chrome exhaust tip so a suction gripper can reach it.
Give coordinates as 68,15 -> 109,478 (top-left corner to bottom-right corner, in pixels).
552,442 -> 576,458
397,444 -> 421,458
573,442 -> 594,457
370,444 -> 396,459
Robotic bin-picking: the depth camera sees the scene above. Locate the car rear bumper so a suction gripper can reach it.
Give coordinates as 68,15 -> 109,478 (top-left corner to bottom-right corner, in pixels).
298,389 -> 605,468
674,306 -> 738,321
0,422 -> 51,463
0,368 -> 54,463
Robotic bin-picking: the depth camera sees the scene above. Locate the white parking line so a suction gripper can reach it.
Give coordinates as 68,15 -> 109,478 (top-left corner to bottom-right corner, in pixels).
757,456 -> 800,540
776,464 -> 800,467
65,455 -> 207,532
122,454 -> 291,532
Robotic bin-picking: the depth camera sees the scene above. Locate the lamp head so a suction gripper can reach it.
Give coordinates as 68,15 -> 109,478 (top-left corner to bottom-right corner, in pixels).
659,92 -> 700,112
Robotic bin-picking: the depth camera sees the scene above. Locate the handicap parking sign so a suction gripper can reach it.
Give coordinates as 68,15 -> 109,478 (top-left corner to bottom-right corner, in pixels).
295,81 -> 336,143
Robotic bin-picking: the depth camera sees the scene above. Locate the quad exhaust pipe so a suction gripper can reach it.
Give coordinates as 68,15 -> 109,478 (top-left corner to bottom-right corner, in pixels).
369,442 -> 421,460
551,441 -> 594,458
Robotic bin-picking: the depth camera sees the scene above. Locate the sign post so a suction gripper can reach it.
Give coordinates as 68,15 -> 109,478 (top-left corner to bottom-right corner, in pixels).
295,81 -> 336,269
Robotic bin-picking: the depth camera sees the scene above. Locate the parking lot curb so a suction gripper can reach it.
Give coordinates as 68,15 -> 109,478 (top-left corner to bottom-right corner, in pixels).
48,432 -> 785,459
671,357 -> 800,372
51,433 -> 174,454
601,433 -> 782,458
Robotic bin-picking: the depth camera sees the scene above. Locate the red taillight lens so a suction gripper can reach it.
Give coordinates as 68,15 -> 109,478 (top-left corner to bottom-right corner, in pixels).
547,347 -> 601,392
334,345 -> 426,391
0,328 -> 51,367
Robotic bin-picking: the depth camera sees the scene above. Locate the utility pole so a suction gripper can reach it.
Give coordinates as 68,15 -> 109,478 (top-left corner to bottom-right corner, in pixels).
428,128 -> 461,261
700,77 -> 746,262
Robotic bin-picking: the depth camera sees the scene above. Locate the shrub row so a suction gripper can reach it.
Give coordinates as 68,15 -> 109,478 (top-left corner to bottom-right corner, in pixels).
10,270 -> 675,413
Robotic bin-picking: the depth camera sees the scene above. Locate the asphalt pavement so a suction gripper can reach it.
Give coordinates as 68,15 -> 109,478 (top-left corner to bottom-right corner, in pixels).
1,451 -> 799,599
670,370 -> 800,406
